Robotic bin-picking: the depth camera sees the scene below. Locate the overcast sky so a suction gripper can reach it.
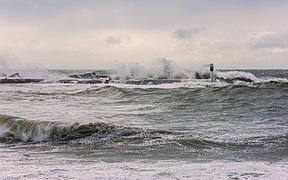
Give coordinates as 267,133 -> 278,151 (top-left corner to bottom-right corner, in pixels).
0,0 -> 288,69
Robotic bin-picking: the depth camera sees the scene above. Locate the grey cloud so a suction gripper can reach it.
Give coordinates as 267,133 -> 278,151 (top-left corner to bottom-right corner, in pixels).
1,0 -> 287,30
104,35 -> 130,46
172,28 -> 204,40
192,27 -> 205,34
104,36 -> 122,45
173,29 -> 192,40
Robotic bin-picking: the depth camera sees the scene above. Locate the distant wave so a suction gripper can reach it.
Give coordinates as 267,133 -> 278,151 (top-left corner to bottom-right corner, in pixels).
73,86 -> 134,98
253,80 -> 288,89
71,80 -> 288,98
1,79 -> 287,105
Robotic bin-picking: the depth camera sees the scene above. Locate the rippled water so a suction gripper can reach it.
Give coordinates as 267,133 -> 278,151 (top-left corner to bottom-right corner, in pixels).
0,69 -> 287,179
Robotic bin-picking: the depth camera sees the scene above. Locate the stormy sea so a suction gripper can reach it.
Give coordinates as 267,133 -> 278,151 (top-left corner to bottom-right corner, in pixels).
0,66 -> 287,179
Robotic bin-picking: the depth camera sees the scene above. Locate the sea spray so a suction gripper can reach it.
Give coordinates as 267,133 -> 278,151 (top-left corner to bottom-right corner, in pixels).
113,58 -> 191,80
0,54 -> 49,79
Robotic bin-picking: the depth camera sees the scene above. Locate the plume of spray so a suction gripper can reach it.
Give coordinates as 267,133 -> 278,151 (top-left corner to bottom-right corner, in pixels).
114,62 -> 146,80
113,58 -> 191,80
0,54 -> 49,79
150,58 -> 176,79
141,58 -> 193,79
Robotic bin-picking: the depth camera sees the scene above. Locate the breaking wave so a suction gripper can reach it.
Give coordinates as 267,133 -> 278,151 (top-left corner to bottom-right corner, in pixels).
0,114 -> 174,144
0,115 -> 286,154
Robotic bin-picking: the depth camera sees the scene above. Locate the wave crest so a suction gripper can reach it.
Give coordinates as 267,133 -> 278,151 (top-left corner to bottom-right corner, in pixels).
0,114 -> 172,143
0,115 -> 76,142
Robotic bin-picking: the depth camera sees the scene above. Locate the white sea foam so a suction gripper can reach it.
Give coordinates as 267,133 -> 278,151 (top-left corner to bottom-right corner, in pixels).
216,71 -> 258,81
258,76 -> 288,83
92,79 -> 228,89
0,152 -> 287,180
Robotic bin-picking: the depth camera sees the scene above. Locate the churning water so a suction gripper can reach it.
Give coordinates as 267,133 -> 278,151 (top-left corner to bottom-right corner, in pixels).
0,69 -> 287,179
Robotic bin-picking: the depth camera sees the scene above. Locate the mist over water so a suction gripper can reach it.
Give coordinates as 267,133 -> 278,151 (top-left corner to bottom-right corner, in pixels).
0,56 -> 49,79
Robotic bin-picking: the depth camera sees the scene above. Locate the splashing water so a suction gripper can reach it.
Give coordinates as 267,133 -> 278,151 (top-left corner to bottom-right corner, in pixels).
0,55 -> 49,79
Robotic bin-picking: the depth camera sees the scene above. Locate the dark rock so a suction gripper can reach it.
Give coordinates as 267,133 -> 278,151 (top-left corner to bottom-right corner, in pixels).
0,78 -> 43,84
125,79 -> 182,85
217,77 -> 254,84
